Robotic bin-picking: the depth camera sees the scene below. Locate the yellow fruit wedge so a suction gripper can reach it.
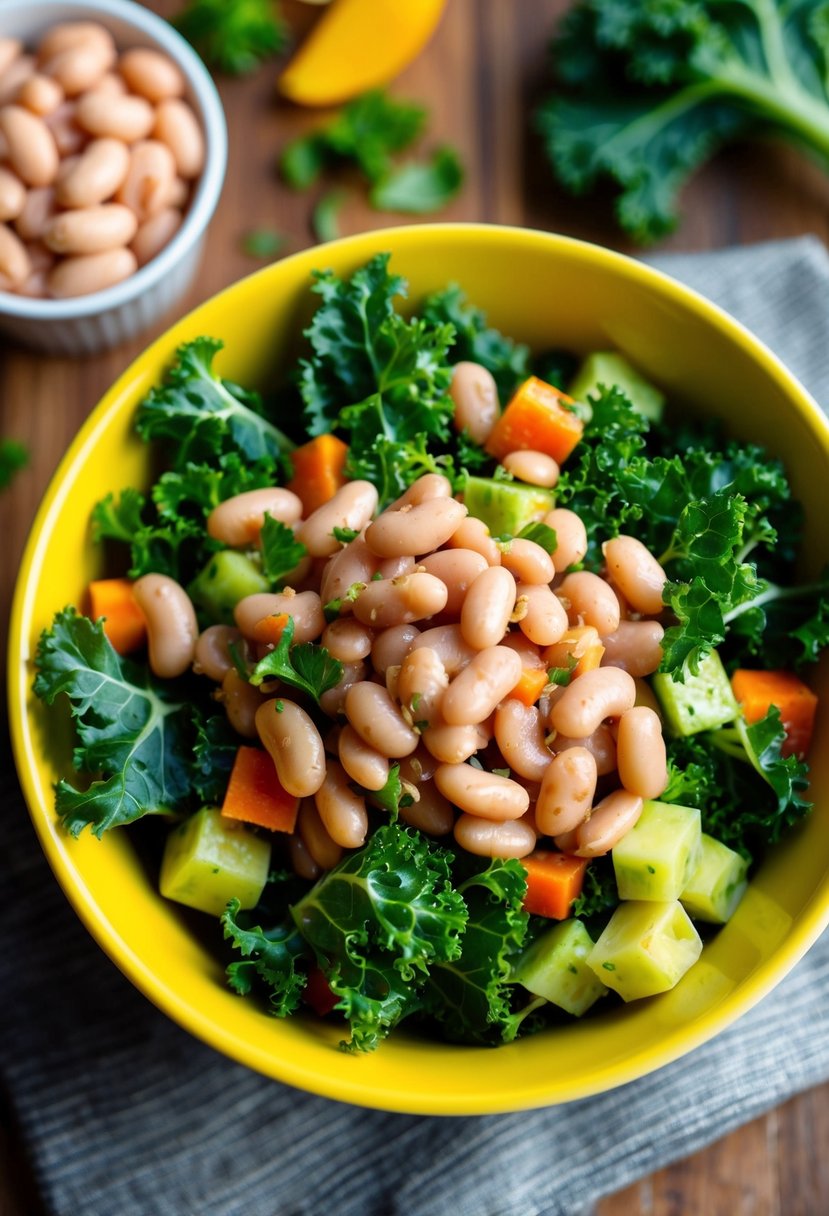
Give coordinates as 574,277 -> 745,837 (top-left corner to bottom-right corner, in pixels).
279,0 -> 448,107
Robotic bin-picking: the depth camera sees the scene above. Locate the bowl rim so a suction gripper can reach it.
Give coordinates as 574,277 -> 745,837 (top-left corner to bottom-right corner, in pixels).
9,221 -> 829,1113
0,0 -> 227,320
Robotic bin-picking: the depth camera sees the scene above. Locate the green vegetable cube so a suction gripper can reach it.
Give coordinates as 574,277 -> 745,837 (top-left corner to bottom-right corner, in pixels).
160,808 -> 271,917
612,800 -> 701,902
569,351 -> 665,422
681,834 -> 749,924
188,550 -> 269,624
652,649 -> 738,736
587,901 -> 702,1002
512,919 -> 607,1016
462,476 -> 554,538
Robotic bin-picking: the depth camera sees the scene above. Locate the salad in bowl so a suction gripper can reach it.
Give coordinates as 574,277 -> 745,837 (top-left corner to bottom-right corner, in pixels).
11,226 -> 829,1111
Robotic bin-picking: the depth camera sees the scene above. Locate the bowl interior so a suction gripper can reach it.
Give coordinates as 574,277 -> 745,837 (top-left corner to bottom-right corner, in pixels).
9,224 -> 829,1113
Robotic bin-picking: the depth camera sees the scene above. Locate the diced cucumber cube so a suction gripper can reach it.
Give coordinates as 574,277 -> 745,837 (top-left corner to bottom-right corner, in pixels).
652,650 -> 738,736
681,834 -> 749,924
188,550 -> 269,624
587,900 -> 702,1002
612,800 -> 701,902
463,476 -> 554,538
512,919 -> 607,1016
160,808 -> 271,917
569,351 -> 665,422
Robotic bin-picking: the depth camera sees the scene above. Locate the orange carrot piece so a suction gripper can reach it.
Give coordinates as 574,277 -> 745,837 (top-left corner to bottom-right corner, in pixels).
508,667 -> 549,707
521,851 -> 588,920
87,577 -> 147,654
485,376 -> 584,464
249,612 -> 290,646
543,626 -> 605,679
732,669 -> 818,760
286,433 -> 349,516
221,745 -> 299,833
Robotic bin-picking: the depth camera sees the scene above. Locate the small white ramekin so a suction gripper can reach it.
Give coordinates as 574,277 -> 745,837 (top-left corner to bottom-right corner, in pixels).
0,0 -> 227,354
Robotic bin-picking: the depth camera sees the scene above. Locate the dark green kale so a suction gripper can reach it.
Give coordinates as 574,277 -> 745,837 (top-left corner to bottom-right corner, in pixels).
537,0 -> 829,242
33,610 -> 197,837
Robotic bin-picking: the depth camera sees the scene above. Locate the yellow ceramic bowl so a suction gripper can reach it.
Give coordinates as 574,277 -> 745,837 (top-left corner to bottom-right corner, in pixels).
9,224 -> 829,1114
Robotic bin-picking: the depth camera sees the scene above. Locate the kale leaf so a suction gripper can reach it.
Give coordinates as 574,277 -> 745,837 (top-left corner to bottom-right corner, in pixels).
422,857 -> 529,1044
537,0 -> 829,242
223,901 -> 309,1016
137,338 -> 295,470
663,707 -> 812,857
33,610 -> 195,837
299,254 -> 457,506
291,824 -> 468,1050
422,282 -> 531,401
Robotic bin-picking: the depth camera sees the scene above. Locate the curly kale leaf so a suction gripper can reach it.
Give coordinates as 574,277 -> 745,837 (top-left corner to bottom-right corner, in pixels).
33,609 -> 194,836
537,0 -> 829,242
222,900 -> 309,1017
137,338 -> 294,470
422,858 -> 529,1045
299,254 -> 457,506
663,707 -> 812,857
190,710 -> 239,805
422,282 -> 531,401
291,824 -> 468,1051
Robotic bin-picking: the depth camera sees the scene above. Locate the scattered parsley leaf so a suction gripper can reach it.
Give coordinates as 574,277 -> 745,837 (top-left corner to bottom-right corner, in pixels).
331,526 -> 360,544
518,521 -> 558,554
0,439 -> 27,489
260,514 -> 308,585
174,0 -> 287,76
312,189 -> 348,243
241,228 -> 287,259
281,91 -> 427,188
249,614 -> 343,704
370,146 -> 463,214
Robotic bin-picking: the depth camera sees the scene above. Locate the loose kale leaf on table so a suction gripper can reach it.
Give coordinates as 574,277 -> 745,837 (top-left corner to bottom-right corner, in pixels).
537,0 -> 829,242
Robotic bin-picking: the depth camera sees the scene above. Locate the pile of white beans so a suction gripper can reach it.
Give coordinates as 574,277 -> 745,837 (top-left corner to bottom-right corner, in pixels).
126,359 -> 673,883
0,22 -> 204,298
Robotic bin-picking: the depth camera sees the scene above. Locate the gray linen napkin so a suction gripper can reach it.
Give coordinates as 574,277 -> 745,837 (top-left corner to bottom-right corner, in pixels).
4,235 -> 829,1216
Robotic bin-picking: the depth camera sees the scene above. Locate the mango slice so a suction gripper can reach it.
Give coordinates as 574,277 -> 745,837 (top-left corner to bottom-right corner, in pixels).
279,0 -> 448,107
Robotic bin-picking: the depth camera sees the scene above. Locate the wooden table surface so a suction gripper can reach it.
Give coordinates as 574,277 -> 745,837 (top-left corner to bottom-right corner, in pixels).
2,2 -> 829,1212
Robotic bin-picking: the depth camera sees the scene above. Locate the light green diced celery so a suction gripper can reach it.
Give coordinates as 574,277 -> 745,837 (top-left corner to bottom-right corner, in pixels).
569,351 -> 665,421
612,800 -> 701,902
188,550 -> 269,624
681,834 -> 749,924
512,919 -> 607,1017
587,900 -> 702,1002
462,476 -> 554,538
652,649 -> 738,736
160,808 -> 271,917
